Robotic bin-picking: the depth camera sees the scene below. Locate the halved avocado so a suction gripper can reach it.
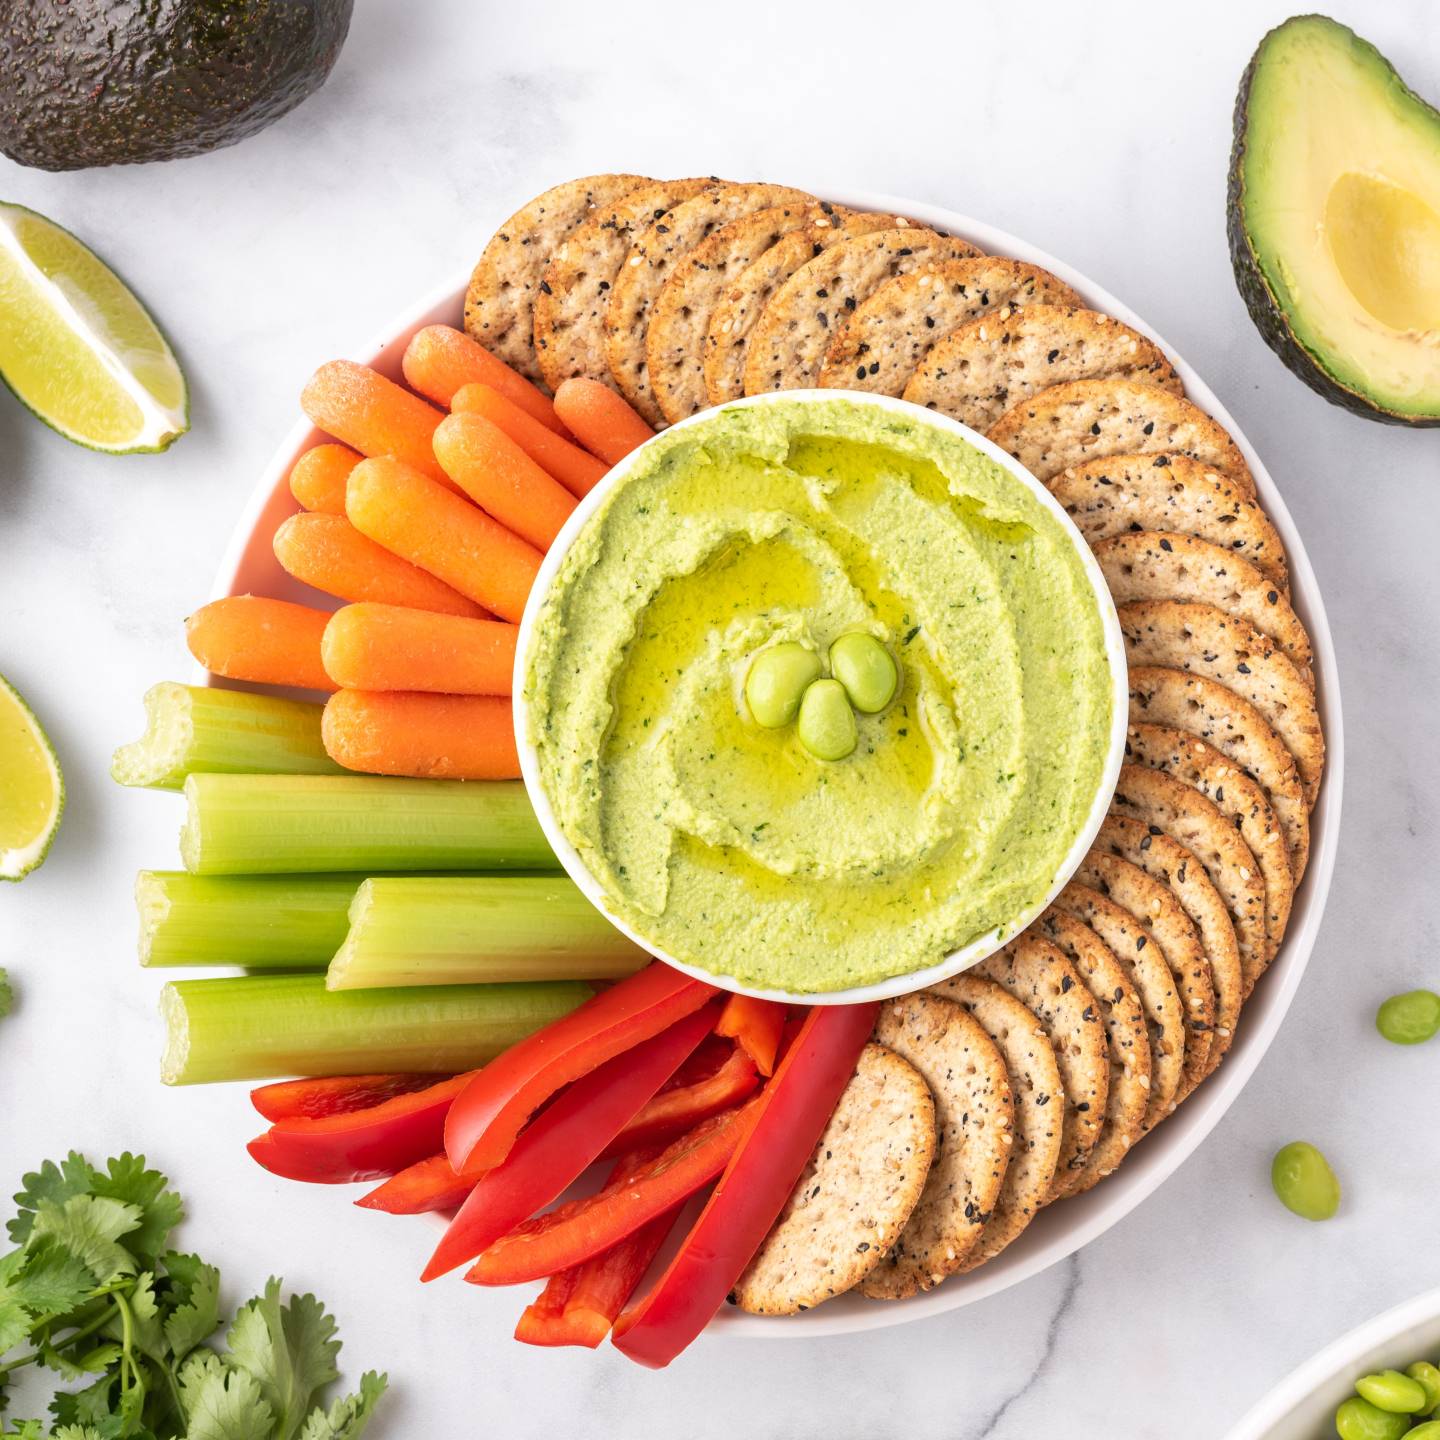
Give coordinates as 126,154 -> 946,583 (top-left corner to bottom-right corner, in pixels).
1229,15 -> 1440,426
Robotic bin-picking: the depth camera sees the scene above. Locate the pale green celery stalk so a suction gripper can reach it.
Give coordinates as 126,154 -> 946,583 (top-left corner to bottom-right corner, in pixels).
111,682 -> 343,789
137,871 -> 364,969
159,973 -> 591,1084
179,774 -> 558,875
328,876 -> 646,989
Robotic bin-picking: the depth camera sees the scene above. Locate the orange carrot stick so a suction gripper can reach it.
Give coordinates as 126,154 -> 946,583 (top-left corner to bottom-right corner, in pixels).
451,383 -> 608,498
300,360 -> 455,490
288,443 -> 362,515
432,412 -> 576,551
322,690 -> 519,780
185,596 -> 335,693
345,457 -> 542,625
321,603 -> 518,694
274,513 -> 487,619
402,325 -> 569,437
553,378 -> 656,466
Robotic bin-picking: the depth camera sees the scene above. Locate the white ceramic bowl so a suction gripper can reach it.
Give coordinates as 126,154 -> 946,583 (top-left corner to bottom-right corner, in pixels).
513,388 -> 1131,1007
213,189 -> 1344,1340
1224,1288 -> 1440,1440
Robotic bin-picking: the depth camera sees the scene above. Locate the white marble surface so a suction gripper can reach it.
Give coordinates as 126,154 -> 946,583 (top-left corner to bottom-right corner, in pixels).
3,1 -> 1439,1434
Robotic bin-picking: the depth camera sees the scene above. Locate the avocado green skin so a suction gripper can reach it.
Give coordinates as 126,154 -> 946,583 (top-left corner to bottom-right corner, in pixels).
0,0 -> 353,170
1227,14 -> 1439,428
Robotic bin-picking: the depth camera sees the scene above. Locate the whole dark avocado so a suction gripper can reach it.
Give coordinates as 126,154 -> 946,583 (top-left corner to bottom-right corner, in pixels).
0,0 -> 353,170
1228,14 -> 1440,427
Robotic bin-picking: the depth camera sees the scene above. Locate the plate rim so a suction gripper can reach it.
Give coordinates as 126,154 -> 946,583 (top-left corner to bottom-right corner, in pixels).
209,187 -> 1345,1344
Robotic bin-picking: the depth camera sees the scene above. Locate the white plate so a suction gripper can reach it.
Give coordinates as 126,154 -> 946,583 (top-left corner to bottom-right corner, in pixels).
213,190 -> 1344,1342
1223,1287 -> 1440,1440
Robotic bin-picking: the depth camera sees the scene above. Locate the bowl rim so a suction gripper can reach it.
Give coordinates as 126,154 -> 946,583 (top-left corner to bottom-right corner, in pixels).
512,387 -> 1131,1006
210,187 -> 1344,1343
1221,1286 -> 1440,1440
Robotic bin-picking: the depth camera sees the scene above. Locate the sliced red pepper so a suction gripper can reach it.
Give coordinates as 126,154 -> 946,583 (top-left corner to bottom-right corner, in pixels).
600,1043 -> 758,1157
611,1001 -> 878,1369
444,961 -> 718,1172
714,994 -> 788,1077
251,1073 -> 444,1123
514,1147 -> 678,1349
246,1070 -> 473,1184
466,1102 -> 755,1286
356,1151 -> 478,1215
421,1000 -> 719,1282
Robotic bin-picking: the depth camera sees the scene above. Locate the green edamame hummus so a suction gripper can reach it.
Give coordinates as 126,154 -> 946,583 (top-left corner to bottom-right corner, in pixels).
525,398 -> 1115,993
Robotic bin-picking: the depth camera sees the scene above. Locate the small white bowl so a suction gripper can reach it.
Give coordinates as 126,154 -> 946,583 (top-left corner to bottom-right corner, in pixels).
512,389 -> 1131,1006
1224,1287 -> 1440,1440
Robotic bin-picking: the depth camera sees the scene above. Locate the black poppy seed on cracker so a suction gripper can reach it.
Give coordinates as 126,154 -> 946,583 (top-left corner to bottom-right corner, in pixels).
1091,422 -> 1102,435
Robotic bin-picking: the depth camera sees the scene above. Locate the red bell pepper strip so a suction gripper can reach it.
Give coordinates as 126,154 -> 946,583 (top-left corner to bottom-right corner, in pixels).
600,1043 -> 758,1157
421,1000 -> 719,1281
251,1072 -> 444,1122
611,1001 -> 878,1368
714,995 -> 787,1077
444,961 -> 718,1172
247,1070 -> 474,1184
356,1151 -> 478,1215
466,1102 -> 755,1286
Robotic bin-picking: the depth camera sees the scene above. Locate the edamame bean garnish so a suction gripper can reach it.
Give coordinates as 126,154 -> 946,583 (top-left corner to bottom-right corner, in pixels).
1376,988 -> 1440,1046
1407,1362 -> 1440,1415
1270,1140 -> 1340,1220
1332,1357 -> 1440,1439
829,631 -> 898,713
744,642 -> 822,729
797,678 -> 858,761
1334,1397 -> 1410,1440
1357,1371 -> 1430,1414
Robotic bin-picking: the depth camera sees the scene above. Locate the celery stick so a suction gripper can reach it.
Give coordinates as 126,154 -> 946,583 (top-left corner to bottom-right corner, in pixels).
327,876 -> 646,989
159,973 -> 590,1084
112,682 -> 343,789
180,774 -> 558,875
138,871 -> 363,969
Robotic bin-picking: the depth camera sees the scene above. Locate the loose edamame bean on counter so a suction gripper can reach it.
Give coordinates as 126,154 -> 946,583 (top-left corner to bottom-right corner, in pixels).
797,678 -> 857,761
1355,1370 -> 1430,1414
1270,1140 -> 1340,1220
1375,988 -> 1440,1046
745,643 -> 821,729
1334,1397 -> 1411,1440
829,631 -> 898,714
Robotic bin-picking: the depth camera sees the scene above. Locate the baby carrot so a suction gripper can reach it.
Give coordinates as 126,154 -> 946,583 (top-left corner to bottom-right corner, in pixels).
451,383 -> 608,498
403,325 -> 569,437
274,513 -> 487,619
322,603 -> 518,694
553,378 -> 656,466
346,457 -> 542,624
322,690 -> 520,780
288,443 -> 361,515
300,360 -> 453,489
433,412 -> 576,551
186,596 -> 335,693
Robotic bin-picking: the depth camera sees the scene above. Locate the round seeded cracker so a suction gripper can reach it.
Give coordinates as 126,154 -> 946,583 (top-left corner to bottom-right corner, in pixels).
603,182 -> 813,424
1129,664 -> 1309,881
742,229 -> 982,396
1049,452 -> 1289,592
899,305 -> 1181,433
975,933 -> 1109,1201
819,257 -> 1082,397
861,994 -> 1014,1299
1033,908 -> 1151,1195
532,177 -> 718,392
703,211 -> 907,405
1118,600 -> 1325,807
733,1043 -> 934,1315
987,377 -> 1255,492
464,173 -> 651,383
928,973 -> 1062,1270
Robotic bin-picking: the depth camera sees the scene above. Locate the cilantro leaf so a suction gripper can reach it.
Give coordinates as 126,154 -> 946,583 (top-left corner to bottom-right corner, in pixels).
89,1158 -> 182,1269
159,1252 -> 221,1362
0,1293 -> 31,1354
226,1282 -> 339,1440
184,1365 -> 276,1440
29,1197 -> 141,1286
297,1371 -> 388,1440
176,1346 -> 226,1420
4,1236 -> 96,1320
8,1155 -> 100,1247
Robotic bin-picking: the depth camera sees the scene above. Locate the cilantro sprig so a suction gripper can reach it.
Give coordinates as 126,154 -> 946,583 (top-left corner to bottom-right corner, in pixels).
0,1154 -> 385,1440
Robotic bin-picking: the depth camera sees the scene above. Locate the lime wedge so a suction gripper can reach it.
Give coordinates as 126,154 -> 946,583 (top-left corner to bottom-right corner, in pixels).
0,674 -> 64,881
0,201 -> 188,453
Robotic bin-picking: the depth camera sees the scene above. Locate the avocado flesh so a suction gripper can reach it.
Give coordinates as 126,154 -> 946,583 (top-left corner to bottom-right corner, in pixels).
1229,15 -> 1440,426
0,0 -> 353,171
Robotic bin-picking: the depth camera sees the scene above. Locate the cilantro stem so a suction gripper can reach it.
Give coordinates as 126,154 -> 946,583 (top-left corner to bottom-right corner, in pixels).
0,1295 -> 116,1377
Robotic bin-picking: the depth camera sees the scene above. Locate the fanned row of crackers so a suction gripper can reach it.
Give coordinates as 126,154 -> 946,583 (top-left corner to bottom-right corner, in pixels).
464,175 -> 1326,1314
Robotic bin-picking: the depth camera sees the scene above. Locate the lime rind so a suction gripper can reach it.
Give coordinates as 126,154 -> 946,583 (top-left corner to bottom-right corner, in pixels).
0,673 -> 65,881
0,202 -> 189,454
